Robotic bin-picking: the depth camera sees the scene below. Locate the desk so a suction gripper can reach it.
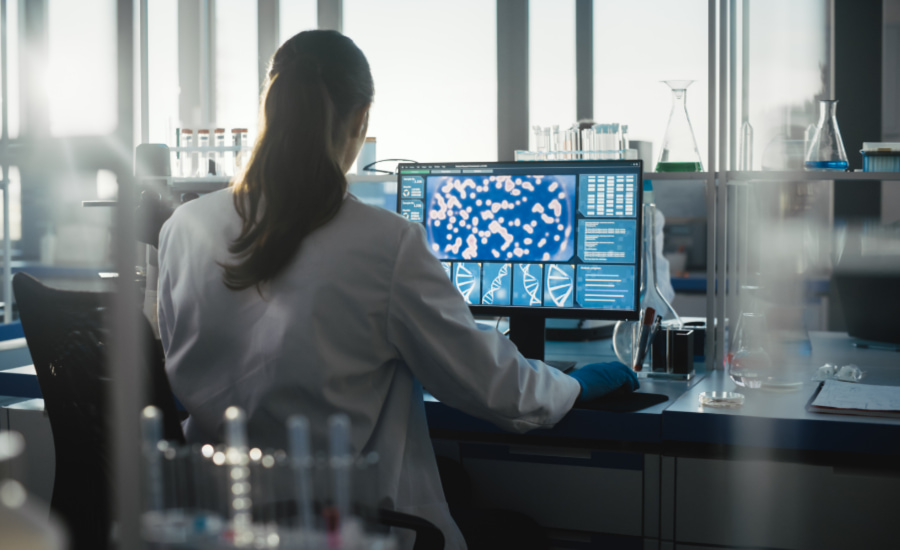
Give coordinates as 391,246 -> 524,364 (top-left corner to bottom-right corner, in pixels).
3,332 -> 898,548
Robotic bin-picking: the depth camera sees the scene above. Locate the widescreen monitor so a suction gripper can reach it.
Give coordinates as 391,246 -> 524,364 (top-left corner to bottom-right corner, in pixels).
397,160 -> 643,358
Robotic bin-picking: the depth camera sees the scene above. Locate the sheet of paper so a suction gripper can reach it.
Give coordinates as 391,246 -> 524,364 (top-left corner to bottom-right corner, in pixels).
812,380 -> 900,412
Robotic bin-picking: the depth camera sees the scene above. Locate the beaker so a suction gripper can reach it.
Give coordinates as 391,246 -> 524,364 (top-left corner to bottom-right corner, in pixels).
728,312 -> 773,389
804,99 -> 848,171
655,80 -> 703,173
612,203 -> 681,366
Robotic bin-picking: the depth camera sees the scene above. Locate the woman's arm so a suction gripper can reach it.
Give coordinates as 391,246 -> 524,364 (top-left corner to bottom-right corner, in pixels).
386,223 -> 580,433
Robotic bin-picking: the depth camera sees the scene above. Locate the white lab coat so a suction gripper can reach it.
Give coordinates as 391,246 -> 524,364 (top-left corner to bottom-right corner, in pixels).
157,188 -> 581,549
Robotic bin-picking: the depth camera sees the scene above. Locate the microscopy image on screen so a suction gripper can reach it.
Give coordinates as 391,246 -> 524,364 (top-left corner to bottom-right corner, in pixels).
453,262 -> 481,305
544,264 -> 575,307
512,263 -> 543,306
481,263 -> 512,305
426,175 -> 576,263
441,262 -> 452,280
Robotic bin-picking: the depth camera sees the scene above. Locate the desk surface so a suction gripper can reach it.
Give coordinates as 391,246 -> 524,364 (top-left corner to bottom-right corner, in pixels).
3,330 -> 898,456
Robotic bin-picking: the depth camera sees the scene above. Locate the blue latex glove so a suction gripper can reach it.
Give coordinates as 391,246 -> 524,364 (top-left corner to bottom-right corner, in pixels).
568,361 -> 640,402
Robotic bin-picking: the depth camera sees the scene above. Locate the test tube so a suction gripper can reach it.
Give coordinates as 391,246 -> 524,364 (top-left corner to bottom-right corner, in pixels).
328,414 -> 352,530
181,129 -> 194,177
287,415 -> 314,533
196,130 -> 210,177
224,406 -> 252,544
214,128 -> 226,176
232,128 -> 249,175
141,406 -> 164,512
550,125 -> 560,160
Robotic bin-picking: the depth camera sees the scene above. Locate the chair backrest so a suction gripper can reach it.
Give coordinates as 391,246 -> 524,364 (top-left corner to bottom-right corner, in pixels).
13,272 -> 184,549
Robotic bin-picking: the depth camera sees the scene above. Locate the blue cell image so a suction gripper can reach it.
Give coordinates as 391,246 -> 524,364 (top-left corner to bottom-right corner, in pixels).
543,264 -> 575,307
512,263 -> 543,306
577,219 -> 637,263
481,263 -> 512,305
425,175 -> 576,263
576,265 -> 636,310
453,262 -> 481,304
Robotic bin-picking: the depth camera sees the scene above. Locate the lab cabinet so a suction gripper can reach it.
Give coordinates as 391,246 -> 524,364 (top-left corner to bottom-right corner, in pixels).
461,443 -> 644,536
673,457 -> 900,550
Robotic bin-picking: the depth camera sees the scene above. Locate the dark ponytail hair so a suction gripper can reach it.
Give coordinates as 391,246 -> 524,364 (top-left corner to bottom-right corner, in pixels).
222,30 -> 374,291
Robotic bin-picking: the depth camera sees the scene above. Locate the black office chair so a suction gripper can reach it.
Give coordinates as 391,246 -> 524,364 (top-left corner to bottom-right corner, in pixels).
13,272 -> 184,550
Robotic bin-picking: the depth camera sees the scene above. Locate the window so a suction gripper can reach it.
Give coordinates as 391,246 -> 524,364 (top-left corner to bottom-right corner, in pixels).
215,0 -> 259,133
343,0 -> 498,163
747,0 -> 828,170
0,166 -> 21,241
47,0 -> 117,136
529,0 -> 576,149
593,0 -> 709,170
4,0 -> 19,138
279,0 -> 317,45
148,0 -> 179,145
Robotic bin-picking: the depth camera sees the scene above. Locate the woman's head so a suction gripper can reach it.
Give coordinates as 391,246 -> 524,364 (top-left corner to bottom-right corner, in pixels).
223,30 -> 374,291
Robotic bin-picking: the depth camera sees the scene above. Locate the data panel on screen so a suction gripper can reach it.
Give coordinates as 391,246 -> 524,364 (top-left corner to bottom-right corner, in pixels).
400,162 -> 640,313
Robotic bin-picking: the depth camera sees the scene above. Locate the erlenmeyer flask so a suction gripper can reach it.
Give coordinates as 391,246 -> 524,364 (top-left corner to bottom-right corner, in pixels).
804,99 -> 848,171
612,203 -> 681,366
655,80 -> 703,173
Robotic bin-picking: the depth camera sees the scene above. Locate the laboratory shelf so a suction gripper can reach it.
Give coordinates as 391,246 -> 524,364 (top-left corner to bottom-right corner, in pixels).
171,176 -> 231,193
727,170 -> 900,181
346,174 -> 397,183
643,171 -> 710,181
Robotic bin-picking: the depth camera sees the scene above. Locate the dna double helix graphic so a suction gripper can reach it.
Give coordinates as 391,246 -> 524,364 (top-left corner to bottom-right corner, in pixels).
519,264 -> 541,306
455,263 -> 477,303
442,262 -> 451,280
482,264 -> 510,305
546,265 -> 573,307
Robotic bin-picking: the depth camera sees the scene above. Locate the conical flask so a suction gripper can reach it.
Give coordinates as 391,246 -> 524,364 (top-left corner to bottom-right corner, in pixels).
655,80 -> 704,172
804,99 -> 848,171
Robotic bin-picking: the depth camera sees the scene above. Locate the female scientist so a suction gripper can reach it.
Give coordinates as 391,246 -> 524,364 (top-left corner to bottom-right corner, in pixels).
157,30 -> 637,549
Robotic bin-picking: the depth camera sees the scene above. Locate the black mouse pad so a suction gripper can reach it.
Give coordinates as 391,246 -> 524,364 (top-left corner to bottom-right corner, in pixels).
574,392 -> 669,412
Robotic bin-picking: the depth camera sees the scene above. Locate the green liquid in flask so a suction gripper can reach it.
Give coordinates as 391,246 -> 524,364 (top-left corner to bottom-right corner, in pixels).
655,161 -> 703,173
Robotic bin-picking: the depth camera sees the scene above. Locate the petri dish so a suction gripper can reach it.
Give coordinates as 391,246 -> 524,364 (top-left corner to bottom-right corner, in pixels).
699,391 -> 745,408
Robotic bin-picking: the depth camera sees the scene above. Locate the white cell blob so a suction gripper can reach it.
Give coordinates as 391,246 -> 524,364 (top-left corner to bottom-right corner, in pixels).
476,199 -> 483,206
554,235 -> 561,241
523,224 -> 534,234
432,243 -> 439,251
557,224 -> 564,231
524,238 -> 533,245
542,252 -> 550,261
514,219 -> 521,226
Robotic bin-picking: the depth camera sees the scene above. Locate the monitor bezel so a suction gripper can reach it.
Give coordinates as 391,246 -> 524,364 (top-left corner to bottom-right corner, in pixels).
397,159 -> 643,321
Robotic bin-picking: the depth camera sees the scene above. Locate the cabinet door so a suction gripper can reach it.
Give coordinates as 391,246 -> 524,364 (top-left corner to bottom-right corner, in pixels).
674,457 -> 900,550
461,443 -> 645,536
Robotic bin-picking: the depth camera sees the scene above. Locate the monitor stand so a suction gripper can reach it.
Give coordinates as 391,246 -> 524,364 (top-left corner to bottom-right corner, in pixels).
508,315 -> 546,360
507,315 -> 577,373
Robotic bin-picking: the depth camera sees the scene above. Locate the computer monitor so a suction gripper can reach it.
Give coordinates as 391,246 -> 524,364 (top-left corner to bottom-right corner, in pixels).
397,160 -> 643,360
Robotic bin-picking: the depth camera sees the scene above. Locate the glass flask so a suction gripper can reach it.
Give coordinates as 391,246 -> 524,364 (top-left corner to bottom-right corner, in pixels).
728,312 -> 773,389
613,203 -> 681,367
804,99 -> 848,171
655,80 -> 703,173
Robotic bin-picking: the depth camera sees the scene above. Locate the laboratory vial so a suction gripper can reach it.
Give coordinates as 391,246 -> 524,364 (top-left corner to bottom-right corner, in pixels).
197,129 -> 210,177
232,128 -> 249,175
181,129 -> 194,177
214,128 -> 227,176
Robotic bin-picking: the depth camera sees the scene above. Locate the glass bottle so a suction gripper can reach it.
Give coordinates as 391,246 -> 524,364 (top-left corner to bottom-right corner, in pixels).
196,129 -> 210,177
728,312 -> 773,389
232,128 -> 248,174
804,99 -> 849,171
655,80 -> 703,173
214,128 -> 227,176
180,129 -> 194,177
612,203 -> 682,367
